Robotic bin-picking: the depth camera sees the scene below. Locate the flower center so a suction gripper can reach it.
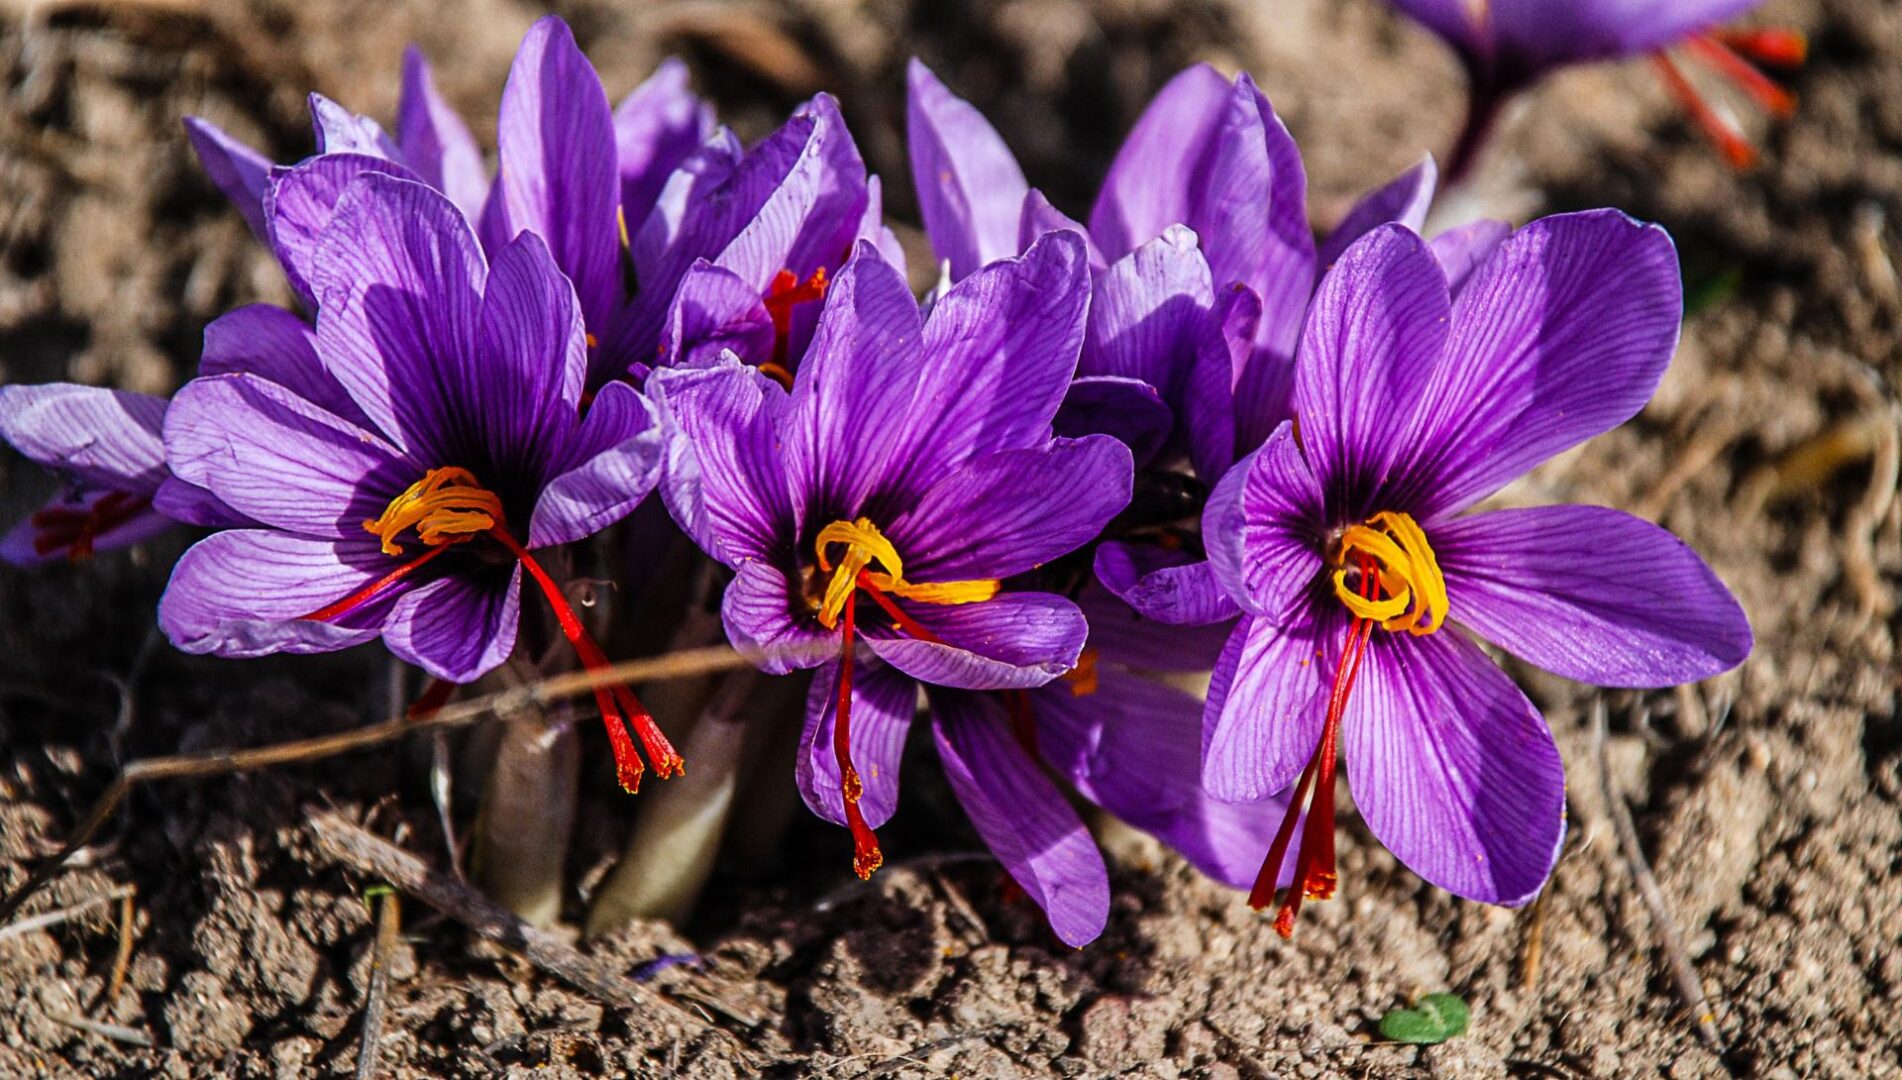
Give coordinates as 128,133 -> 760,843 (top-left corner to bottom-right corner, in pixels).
29,490 -> 151,561
812,516 -> 999,880
300,466 -> 682,794
758,267 -> 829,389
1331,510 -> 1446,635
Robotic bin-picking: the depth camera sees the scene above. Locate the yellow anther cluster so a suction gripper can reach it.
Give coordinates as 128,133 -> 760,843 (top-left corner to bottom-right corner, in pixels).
363,467 -> 505,555
813,517 -> 1000,629
1331,510 -> 1447,635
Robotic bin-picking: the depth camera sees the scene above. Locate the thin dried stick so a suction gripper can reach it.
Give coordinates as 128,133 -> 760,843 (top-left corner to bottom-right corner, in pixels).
0,883 -> 135,943
0,643 -> 785,924
1592,698 -> 1727,1057
354,889 -> 401,1080
1519,885 -> 1551,992
46,1011 -> 154,1047
101,888 -> 136,1007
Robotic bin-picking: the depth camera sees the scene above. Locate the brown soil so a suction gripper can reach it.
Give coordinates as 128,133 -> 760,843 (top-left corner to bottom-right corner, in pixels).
2,0 -> 1898,1077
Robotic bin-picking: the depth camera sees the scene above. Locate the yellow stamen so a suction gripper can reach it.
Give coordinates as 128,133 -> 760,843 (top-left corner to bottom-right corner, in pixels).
363,466 -> 505,555
1062,647 -> 1099,696
1331,510 -> 1447,635
813,517 -> 1000,630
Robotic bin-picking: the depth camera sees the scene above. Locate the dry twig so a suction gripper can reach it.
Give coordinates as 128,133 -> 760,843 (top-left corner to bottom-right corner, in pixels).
101,888 -> 136,1008
354,889 -> 401,1080
1592,698 -> 1727,1059
0,883 -> 134,943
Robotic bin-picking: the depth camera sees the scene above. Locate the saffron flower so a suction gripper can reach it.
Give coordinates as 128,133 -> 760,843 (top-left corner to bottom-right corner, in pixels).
1385,0 -> 1805,174
0,386 -> 184,565
1198,211 -> 1751,933
158,172 -> 676,791
652,232 -> 1134,890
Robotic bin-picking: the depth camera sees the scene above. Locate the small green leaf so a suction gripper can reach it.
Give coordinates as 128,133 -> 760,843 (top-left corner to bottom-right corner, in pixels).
1378,992 -> 1471,1045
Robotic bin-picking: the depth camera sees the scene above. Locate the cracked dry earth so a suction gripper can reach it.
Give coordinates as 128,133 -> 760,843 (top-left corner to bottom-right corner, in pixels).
0,0 -> 1898,1076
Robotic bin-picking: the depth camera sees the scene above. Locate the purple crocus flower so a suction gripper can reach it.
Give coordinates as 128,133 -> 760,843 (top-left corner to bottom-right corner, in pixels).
1198,210 -> 1751,933
1385,0 -> 1804,175
157,171 -> 677,791
651,232 -> 1134,891
0,386 -> 180,566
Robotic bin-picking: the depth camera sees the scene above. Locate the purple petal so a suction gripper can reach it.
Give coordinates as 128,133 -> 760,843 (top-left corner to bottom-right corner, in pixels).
858,174 -> 910,276
183,117 -> 272,240
650,361 -> 796,566
472,230 -> 588,461
1076,578 -> 1233,670
527,381 -> 661,549
930,690 -> 1109,947
798,660 -> 917,830
493,16 -> 620,340
722,95 -> 869,290
1428,219 -> 1511,297
1490,0 -> 1764,70
661,262 -> 775,369
164,374 -> 404,538
1398,211 -> 1684,519
1199,76 -> 1314,360
1,487 -> 175,568
309,93 -> 401,158
1436,504 -> 1751,686
398,46 -> 490,224
720,559 -> 831,675
1204,422 -> 1324,621
1201,609 -> 1342,802
613,58 -> 715,235
1184,282 -> 1258,482
1343,627 -> 1565,906
1290,224 -> 1451,524
1017,189 -> 1102,271
158,531 -> 392,657
889,436 -> 1132,583
151,477 -> 250,529
1054,376 -> 1173,466
200,303 -> 368,427
905,59 -> 1029,280
1034,669 -> 1287,890
1092,542 -> 1242,627
781,244 -> 927,517
879,231 -> 1090,499
310,172 -> 487,459
1316,155 -> 1438,275
0,384 -> 166,492
1081,226 -> 1214,408
866,592 -> 1086,690
268,153 -> 424,308
1088,64 -> 1232,261
381,565 -> 521,683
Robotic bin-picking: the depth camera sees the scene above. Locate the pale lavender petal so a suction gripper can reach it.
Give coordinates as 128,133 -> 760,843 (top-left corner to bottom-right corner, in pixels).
726,95 -> 869,289
906,58 -> 1029,280
1428,219 -> 1511,297
164,374 -> 404,538
1205,422 -> 1324,622
527,381 -> 661,548
930,690 -> 1109,947
867,592 -> 1085,691
1436,504 -> 1751,686
1317,155 -> 1438,275
1080,226 -> 1214,407
1054,376 -> 1172,466
183,117 -> 272,239
382,565 -> 521,683
858,174 -> 909,276
880,232 -> 1090,500
798,660 -> 917,830
398,46 -> 489,223
0,384 -> 166,492
1290,224 -> 1450,524
267,154 -> 421,307
309,93 -> 400,158
662,262 -> 775,370
1034,669 -> 1287,889
1343,627 -> 1565,906
311,172 -> 486,459
158,531 -> 392,657
1092,542 -> 1242,627
721,559 -> 831,674
493,16 -> 620,340
649,361 -> 796,566
1088,64 -> 1232,261
199,303 -> 368,427
889,436 -> 1132,583
1201,609 -> 1342,802
152,477 -> 249,528
1395,211 -> 1682,519
613,58 -> 714,230
1017,189 -> 1101,271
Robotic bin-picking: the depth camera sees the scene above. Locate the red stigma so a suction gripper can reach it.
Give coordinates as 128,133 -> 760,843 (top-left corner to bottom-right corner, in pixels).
29,491 -> 151,561
1652,27 -> 1805,170
1248,551 -> 1379,937
760,267 -> 829,385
